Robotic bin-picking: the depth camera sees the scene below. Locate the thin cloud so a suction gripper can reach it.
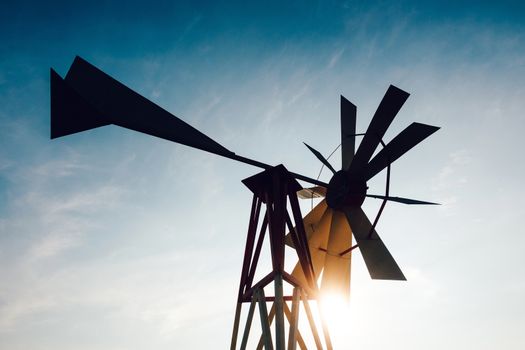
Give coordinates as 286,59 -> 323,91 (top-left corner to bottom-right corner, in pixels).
433,149 -> 471,192
327,47 -> 345,69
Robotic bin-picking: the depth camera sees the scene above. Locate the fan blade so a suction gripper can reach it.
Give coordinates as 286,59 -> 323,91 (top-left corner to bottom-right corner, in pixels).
341,95 -> 356,170
320,210 -> 352,300
58,56 -> 234,158
291,207 -> 333,285
365,122 -> 439,180
349,85 -> 409,173
285,200 -> 327,247
343,206 -> 405,280
304,143 -> 336,174
297,186 -> 327,199
366,194 -> 439,205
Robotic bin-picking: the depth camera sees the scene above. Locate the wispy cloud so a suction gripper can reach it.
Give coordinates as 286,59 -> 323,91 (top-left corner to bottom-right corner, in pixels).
433,149 -> 471,192
32,157 -> 90,179
327,47 -> 345,69
28,231 -> 82,260
0,152 -> 128,331
430,149 -> 471,216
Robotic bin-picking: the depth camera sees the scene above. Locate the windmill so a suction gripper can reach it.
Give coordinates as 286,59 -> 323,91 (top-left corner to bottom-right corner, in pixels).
50,56 -> 439,349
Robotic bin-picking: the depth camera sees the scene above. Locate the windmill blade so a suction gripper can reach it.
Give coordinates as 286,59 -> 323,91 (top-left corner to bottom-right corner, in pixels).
349,85 -> 409,173
304,143 -> 336,174
297,186 -> 326,199
320,210 -> 352,300
291,207 -> 333,285
366,194 -> 439,205
53,56 -> 235,158
343,206 -> 405,280
365,122 -> 440,180
341,95 -> 356,170
285,199 -> 327,247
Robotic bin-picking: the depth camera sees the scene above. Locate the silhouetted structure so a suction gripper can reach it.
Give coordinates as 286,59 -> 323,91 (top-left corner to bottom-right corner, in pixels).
50,56 -> 439,349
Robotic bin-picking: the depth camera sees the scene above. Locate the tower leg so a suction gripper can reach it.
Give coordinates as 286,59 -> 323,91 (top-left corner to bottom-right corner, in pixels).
230,302 -> 242,350
257,289 -> 274,350
240,298 -> 257,350
274,272 -> 285,349
287,287 -> 300,350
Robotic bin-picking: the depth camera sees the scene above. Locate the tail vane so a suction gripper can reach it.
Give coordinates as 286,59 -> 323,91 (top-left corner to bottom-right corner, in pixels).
50,68 -> 109,139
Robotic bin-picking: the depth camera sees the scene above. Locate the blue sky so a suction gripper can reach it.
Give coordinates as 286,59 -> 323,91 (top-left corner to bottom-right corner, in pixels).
1,1 -> 525,349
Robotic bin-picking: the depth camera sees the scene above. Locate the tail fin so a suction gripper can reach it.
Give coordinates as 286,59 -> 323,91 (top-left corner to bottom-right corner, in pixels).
50,68 -> 109,139
51,57 -> 233,158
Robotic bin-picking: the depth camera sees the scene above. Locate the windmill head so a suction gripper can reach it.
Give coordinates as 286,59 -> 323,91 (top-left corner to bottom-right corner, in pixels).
291,84 -> 439,299
325,170 -> 367,209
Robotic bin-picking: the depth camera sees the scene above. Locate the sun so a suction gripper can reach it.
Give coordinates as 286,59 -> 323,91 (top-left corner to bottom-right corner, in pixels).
318,292 -> 351,341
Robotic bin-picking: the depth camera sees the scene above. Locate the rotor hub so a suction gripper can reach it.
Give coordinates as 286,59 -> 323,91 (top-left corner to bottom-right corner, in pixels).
326,170 -> 367,209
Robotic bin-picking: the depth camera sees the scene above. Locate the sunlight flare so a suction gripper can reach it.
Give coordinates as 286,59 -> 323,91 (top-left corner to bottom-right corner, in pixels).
319,292 -> 351,340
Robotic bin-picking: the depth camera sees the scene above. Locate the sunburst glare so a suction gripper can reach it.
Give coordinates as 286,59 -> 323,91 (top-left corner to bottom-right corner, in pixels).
319,292 -> 351,342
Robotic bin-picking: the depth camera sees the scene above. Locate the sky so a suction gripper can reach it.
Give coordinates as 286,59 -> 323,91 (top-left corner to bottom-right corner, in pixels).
1,1 -> 525,349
